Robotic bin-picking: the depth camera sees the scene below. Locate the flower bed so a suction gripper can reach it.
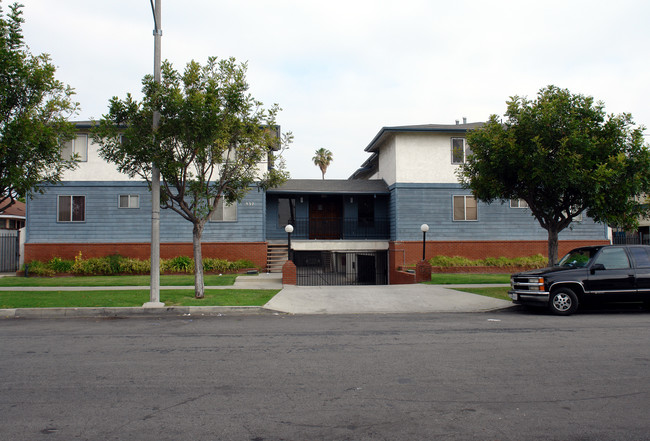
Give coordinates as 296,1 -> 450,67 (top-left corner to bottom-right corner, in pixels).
430,265 -> 536,274
23,253 -> 257,277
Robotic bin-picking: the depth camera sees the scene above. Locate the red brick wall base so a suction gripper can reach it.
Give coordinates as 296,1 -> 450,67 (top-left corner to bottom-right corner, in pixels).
282,260 -> 296,285
389,239 -> 609,284
391,240 -> 610,264
24,242 -> 268,269
416,261 -> 432,283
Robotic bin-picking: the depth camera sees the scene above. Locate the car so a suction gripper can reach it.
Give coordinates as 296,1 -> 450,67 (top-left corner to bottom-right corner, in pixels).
509,245 -> 650,315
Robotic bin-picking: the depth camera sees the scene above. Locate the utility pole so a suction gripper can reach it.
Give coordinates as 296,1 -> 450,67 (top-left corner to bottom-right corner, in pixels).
144,0 -> 163,307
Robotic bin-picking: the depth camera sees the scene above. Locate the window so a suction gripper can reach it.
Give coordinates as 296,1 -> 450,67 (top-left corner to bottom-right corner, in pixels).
278,197 -> 296,227
593,247 -> 630,270
451,138 -> 471,164
453,195 -> 477,221
210,198 -> 237,222
58,195 -> 85,222
61,134 -> 88,162
119,195 -> 139,209
358,196 -> 375,227
630,247 -> 650,268
510,199 -> 529,208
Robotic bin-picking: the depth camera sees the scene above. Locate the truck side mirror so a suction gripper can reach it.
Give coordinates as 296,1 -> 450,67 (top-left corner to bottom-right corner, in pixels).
590,263 -> 606,274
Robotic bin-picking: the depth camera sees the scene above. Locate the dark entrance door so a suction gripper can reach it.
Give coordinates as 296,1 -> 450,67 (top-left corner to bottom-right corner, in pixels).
357,254 -> 376,285
309,197 -> 342,239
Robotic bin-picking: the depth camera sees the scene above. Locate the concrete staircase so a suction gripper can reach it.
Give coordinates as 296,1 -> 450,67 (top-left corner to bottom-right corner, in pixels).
267,243 -> 289,273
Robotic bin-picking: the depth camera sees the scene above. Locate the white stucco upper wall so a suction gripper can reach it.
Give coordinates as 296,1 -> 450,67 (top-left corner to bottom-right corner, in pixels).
61,132 -> 272,182
376,136 -> 397,185
372,132 -> 464,186
61,133 -> 134,181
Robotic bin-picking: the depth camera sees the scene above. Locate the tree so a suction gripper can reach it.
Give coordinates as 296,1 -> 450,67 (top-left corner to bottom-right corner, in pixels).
0,2 -> 78,211
93,57 -> 291,298
458,85 -> 650,266
312,147 -> 333,179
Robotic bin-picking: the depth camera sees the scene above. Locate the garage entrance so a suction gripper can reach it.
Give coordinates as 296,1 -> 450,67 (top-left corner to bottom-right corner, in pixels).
293,250 -> 387,286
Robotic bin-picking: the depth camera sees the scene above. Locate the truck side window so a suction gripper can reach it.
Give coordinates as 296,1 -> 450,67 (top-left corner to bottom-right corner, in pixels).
593,247 -> 630,270
629,247 -> 650,268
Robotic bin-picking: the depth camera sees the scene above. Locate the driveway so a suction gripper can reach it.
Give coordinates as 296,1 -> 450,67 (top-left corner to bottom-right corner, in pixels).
264,283 -> 511,314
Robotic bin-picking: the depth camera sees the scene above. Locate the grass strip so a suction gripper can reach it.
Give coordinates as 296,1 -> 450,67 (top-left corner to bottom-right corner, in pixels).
0,289 -> 279,308
0,274 -> 237,287
454,287 -> 511,301
427,273 -> 511,285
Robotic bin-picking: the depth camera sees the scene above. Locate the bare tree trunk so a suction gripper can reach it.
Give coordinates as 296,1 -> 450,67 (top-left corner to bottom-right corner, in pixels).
192,222 -> 205,299
547,227 -> 559,267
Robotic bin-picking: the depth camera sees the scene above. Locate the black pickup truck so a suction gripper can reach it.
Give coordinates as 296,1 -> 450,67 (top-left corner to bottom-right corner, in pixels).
509,245 -> 650,315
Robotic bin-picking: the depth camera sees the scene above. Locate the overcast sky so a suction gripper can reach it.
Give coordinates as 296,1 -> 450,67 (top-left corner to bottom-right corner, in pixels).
20,0 -> 650,179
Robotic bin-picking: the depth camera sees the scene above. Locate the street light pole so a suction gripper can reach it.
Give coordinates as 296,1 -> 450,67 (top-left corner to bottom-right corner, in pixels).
145,0 -> 163,307
285,224 -> 294,262
420,224 -> 429,261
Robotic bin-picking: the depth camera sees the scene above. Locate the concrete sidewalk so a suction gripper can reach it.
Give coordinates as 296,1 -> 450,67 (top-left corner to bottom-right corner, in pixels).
0,273 -> 513,318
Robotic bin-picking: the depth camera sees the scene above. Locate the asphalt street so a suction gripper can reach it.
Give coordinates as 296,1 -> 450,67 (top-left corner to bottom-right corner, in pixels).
1,308 -> 649,440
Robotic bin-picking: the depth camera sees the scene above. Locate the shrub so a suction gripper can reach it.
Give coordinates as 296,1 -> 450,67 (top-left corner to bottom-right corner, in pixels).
429,255 -> 474,267
429,254 -> 546,268
121,258 -> 150,274
163,256 -> 193,273
203,258 -> 230,273
511,254 -> 547,267
26,260 -> 55,277
24,254 -> 254,277
72,257 -> 112,275
48,257 -> 73,273
233,259 -> 255,270
105,254 -> 126,274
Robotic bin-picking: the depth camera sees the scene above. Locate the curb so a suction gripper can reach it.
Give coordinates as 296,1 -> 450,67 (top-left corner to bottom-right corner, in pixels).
0,306 -> 281,319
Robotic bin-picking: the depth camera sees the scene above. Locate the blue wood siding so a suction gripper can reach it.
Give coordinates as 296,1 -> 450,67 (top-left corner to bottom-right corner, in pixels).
265,194 -> 390,240
26,181 -> 265,243
390,183 -> 609,241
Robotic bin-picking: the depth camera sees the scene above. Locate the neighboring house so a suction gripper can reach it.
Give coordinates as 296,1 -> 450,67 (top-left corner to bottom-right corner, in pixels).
0,199 -> 25,272
612,195 -> 650,244
24,120 -> 611,285
0,199 -> 25,230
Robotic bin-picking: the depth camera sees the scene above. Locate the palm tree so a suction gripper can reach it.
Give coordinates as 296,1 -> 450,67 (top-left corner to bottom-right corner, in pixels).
312,148 -> 333,180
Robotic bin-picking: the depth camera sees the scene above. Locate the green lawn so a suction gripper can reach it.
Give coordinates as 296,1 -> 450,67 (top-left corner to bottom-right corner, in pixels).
427,273 -> 511,285
0,274 -> 237,287
0,289 -> 279,308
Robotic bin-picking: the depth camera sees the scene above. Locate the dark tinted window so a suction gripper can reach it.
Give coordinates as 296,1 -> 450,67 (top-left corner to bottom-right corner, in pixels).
593,247 -> 630,270
629,247 -> 650,268
278,198 -> 296,227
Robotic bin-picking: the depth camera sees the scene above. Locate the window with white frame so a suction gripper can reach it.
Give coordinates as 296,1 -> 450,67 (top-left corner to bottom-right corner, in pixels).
453,195 -> 477,221
58,195 -> 85,222
209,198 -> 237,222
61,134 -> 88,162
118,194 -> 139,209
451,138 -> 472,164
510,199 -> 529,208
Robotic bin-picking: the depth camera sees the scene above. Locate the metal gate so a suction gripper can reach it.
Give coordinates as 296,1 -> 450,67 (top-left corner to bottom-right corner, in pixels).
0,230 -> 20,272
294,250 -> 388,286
